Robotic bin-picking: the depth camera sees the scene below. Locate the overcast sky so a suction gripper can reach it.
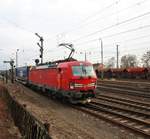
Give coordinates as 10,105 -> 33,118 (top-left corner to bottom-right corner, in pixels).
0,0 -> 150,69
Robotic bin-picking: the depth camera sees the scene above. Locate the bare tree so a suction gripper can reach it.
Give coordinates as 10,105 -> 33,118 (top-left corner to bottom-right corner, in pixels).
106,57 -> 115,68
141,50 -> 150,67
121,54 -> 137,68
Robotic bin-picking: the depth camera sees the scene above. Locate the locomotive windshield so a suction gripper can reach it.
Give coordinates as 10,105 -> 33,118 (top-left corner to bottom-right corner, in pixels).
72,65 -> 96,77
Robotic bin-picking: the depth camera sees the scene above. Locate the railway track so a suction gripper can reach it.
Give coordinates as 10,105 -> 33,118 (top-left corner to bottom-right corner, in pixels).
98,80 -> 150,90
98,82 -> 150,92
17,81 -> 150,138
27,81 -> 150,138
98,79 -> 150,85
94,97 -> 150,116
97,84 -> 150,98
73,81 -> 150,138
27,80 -> 150,138
96,94 -> 150,109
73,102 -> 150,138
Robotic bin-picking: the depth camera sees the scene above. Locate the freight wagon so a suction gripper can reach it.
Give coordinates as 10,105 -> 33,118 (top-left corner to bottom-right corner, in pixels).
15,66 -> 30,84
96,67 -> 150,80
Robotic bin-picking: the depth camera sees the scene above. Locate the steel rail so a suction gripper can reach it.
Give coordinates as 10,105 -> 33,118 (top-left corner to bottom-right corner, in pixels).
97,94 -> 150,107
91,101 -> 150,118
96,95 -> 150,112
73,104 -> 150,138
97,85 -> 150,98
97,80 -> 150,86
97,82 -> 149,92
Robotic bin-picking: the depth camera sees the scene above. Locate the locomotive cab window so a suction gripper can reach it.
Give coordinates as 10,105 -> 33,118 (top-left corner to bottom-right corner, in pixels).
72,65 -> 95,77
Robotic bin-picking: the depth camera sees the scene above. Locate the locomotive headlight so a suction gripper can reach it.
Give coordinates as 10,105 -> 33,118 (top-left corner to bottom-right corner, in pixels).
70,82 -> 75,89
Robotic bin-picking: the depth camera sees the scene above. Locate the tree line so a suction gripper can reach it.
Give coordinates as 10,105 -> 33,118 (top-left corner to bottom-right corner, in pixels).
106,50 -> 150,68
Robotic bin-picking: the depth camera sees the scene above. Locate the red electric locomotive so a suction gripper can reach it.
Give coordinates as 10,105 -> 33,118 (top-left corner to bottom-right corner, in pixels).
28,43 -> 97,103
29,60 -> 97,103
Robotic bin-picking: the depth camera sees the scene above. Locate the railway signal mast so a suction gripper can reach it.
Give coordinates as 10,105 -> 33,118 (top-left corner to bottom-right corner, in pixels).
35,33 -> 44,64
3,60 -> 14,83
16,49 -> 19,68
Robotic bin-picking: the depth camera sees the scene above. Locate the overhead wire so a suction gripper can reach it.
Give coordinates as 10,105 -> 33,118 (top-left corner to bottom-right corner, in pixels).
75,32 -> 150,46
74,24 -> 150,46
82,0 -> 148,26
80,0 -> 120,23
1,17 -> 34,34
61,0 -> 121,34
84,39 -> 150,53
45,1 -> 120,41
71,11 -> 150,42
63,0 -> 148,35
102,24 -> 150,39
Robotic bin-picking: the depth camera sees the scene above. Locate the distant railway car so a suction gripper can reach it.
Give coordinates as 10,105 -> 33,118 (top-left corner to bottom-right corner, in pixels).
111,68 -> 127,78
96,67 -> 150,80
29,61 -> 97,103
15,66 -> 30,84
96,68 -> 112,78
126,67 -> 149,79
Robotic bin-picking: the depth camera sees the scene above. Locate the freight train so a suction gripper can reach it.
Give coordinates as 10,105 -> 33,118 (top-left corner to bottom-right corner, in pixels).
95,67 -> 150,80
16,59 -> 97,104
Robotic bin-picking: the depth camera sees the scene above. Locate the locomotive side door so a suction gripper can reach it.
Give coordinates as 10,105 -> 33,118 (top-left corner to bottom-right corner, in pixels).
57,68 -> 62,90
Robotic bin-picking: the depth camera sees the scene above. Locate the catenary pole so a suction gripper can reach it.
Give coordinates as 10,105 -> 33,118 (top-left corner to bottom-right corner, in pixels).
116,44 -> 119,68
99,38 -> 103,80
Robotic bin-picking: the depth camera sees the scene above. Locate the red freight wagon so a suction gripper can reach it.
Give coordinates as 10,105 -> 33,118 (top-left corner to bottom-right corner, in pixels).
127,67 -> 147,73
126,67 -> 149,79
29,60 -> 97,103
